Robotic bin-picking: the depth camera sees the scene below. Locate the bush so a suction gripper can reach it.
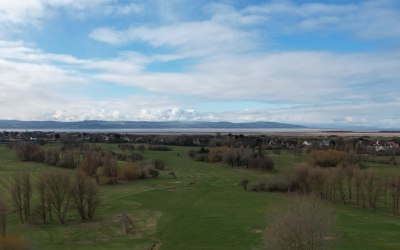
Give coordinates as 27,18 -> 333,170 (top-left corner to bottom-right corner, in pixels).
96,167 -> 116,184
148,169 -> 159,178
118,164 -> 142,181
137,145 -> 146,152
307,149 -> 349,167
44,149 -> 60,166
129,153 -> 143,161
248,157 -> 274,171
188,149 -> 196,158
264,196 -> 336,250
169,171 -> 177,179
153,160 -> 166,170
15,142 -> 44,162
239,179 -> 249,190
0,235 -> 30,250
208,147 -> 230,162
250,179 -> 293,193
148,145 -> 172,151
195,154 -> 208,162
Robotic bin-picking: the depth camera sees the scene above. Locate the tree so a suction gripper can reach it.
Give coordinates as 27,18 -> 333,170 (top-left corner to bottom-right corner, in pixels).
307,149 -> 349,167
46,172 -> 70,224
11,173 -> 31,224
80,150 -> 101,177
264,195 -> 336,250
21,173 -> 32,223
11,175 -> 23,223
102,152 -> 117,184
70,172 -> 100,221
364,169 -> 381,211
86,178 -> 101,220
0,197 -> 6,236
37,174 -> 50,224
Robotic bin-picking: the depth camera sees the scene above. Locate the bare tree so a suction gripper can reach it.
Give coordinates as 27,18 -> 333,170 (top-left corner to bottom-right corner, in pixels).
308,167 -> 327,199
364,169 -> 381,211
345,165 -> 356,204
0,197 -> 6,236
264,195 -> 336,250
102,152 -> 117,184
21,173 -> 32,223
11,175 -> 23,223
46,172 -> 71,224
37,174 -> 50,224
390,175 -> 400,215
70,171 -> 100,221
335,167 -> 346,204
87,178 -> 100,220
80,150 -> 101,177
11,173 -> 31,223
353,168 -> 364,208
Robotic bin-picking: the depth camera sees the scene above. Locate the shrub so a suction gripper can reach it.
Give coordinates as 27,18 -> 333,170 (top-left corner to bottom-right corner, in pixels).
148,145 -> 172,151
248,157 -> 274,171
169,171 -> 177,179
153,160 -> 166,170
264,196 -> 336,250
195,154 -> 208,162
307,149 -> 349,167
118,164 -> 142,181
44,149 -> 60,166
251,179 -> 293,193
129,153 -> 143,161
239,179 -> 249,190
208,147 -> 230,162
188,149 -> 196,158
96,167 -> 116,184
0,235 -> 29,250
148,169 -> 159,178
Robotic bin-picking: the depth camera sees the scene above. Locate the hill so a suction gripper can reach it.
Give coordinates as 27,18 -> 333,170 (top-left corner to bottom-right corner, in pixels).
0,120 -> 305,129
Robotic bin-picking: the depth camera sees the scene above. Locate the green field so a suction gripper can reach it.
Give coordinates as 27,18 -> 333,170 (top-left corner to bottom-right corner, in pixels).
0,144 -> 399,249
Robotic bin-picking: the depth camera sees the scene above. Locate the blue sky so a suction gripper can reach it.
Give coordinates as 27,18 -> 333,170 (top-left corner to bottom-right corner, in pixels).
0,0 -> 399,128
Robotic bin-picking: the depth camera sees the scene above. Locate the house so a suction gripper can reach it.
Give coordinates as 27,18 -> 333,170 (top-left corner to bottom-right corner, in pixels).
319,139 -> 331,148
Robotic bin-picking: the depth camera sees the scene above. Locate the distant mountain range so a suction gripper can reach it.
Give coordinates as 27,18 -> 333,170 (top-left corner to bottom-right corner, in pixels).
0,120 -> 305,130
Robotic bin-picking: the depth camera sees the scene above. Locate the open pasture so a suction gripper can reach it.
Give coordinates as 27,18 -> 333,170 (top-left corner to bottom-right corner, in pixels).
0,144 -> 399,249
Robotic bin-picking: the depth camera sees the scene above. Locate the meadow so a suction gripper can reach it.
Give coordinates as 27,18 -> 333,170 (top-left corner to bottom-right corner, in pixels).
0,144 -> 399,249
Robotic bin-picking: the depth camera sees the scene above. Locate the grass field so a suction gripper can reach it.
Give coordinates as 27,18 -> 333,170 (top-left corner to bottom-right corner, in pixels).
0,144 -> 400,249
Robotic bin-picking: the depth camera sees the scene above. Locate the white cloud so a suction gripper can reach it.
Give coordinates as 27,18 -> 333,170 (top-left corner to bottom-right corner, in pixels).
244,0 -> 400,40
114,3 -> 143,15
1,37 -> 399,126
0,0 -> 143,30
93,51 -> 400,104
1,0 -> 400,127
89,28 -> 127,45
90,20 -> 257,56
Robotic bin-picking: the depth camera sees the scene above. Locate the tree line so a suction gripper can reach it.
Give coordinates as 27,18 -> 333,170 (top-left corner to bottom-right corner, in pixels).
0,171 -> 101,249
9,142 -> 162,185
189,146 -> 274,171
246,151 -> 400,216
10,171 -> 100,225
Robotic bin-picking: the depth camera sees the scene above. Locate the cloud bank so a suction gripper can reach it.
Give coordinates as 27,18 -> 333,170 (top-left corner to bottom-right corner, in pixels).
0,1 -> 399,128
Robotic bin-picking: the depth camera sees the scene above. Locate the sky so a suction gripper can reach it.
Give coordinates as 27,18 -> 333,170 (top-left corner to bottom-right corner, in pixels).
0,0 -> 399,128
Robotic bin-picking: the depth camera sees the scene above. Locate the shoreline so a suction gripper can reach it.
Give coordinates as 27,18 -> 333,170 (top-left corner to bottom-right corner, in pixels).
0,128 -> 399,137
